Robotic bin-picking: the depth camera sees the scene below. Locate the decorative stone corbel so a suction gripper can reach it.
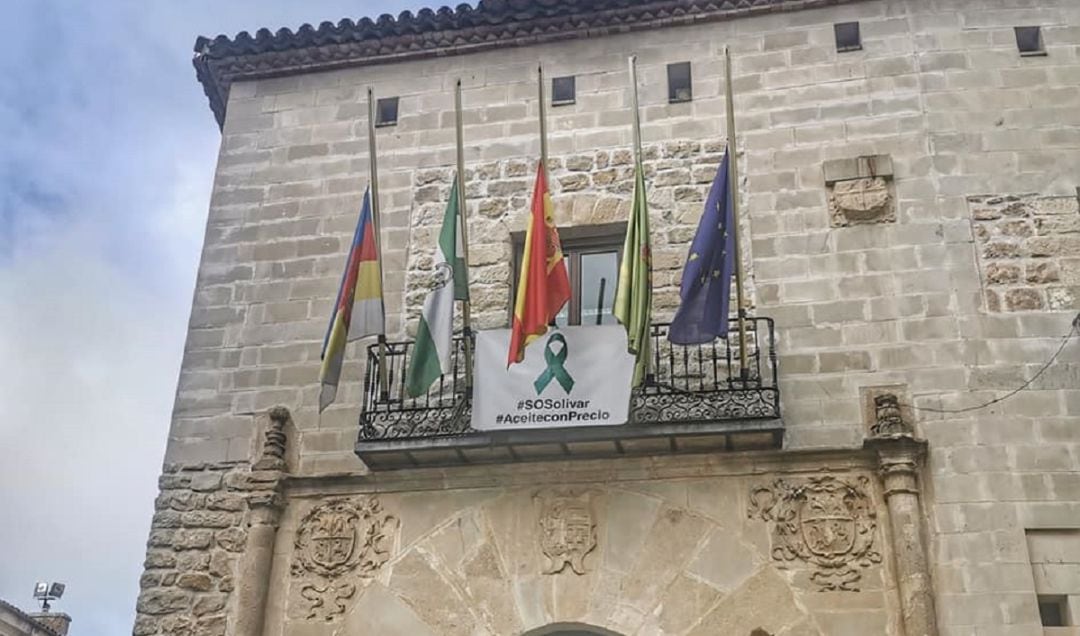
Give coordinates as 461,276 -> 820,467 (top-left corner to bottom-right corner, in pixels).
253,405 -> 290,471
231,406 -> 292,636
864,417 -> 938,636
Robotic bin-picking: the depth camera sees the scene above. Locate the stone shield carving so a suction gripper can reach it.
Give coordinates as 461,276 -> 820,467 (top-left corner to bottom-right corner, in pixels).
828,177 -> 893,226
536,490 -> 597,575
748,475 -> 881,591
291,497 -> 395,620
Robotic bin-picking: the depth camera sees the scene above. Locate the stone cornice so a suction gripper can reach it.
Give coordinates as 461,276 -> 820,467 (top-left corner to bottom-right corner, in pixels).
194,0 -> 867,128
283,446 -> 881,496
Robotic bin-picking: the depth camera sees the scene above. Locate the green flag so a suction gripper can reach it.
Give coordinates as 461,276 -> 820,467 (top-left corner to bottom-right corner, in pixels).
405,178 -> 468,397
614,160 -> 652,387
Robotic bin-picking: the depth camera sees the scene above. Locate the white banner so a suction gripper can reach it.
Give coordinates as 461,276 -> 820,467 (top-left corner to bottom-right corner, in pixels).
473,326 -> 634,431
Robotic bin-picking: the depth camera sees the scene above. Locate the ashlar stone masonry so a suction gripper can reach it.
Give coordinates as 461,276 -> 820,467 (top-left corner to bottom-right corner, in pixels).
403,140 -> 753,333
138,0 -> 1080,634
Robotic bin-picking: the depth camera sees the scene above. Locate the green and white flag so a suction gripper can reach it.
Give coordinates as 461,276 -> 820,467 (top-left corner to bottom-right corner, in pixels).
405,178 -> 468,397
613,159 -> 652,387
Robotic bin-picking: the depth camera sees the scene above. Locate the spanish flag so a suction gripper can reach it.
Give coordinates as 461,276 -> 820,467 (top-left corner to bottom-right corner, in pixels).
319,188 -> 385,412
507,162 -> 571,366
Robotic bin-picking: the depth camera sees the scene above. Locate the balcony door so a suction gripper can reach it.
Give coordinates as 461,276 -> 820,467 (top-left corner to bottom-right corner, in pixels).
511,222 -> 623,327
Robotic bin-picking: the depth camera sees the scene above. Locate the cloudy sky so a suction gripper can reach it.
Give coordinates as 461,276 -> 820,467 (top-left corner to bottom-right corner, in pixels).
0,1 -> 419,633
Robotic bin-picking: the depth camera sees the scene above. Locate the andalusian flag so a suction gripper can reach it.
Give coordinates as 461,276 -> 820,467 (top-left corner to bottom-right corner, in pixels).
319,188 -> 384,412
614,160 -> 652,387
507,162 -> 571,366
405,178 -> 468,397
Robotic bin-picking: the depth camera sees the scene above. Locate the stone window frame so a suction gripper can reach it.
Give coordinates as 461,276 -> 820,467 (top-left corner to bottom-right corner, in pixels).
509,222 -> 625,326
666,62 -> 692,103
834,21 -> 862,53
552,75 -> 576,106
1014,26 -> 1047,57
375,96 -> 400,127
1038,595 -> 1070,627
1026,528 -> 1080,628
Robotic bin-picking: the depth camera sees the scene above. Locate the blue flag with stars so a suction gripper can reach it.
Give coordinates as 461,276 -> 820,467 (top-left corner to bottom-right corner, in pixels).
669,150 -> 736,345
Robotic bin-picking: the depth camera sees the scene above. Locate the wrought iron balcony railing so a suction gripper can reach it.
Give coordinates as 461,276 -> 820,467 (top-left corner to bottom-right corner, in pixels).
359,318 -> 779,445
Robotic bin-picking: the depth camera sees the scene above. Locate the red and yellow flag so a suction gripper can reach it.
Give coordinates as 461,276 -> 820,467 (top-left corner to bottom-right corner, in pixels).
319,188 -> 384,412
507,162 -> 571,366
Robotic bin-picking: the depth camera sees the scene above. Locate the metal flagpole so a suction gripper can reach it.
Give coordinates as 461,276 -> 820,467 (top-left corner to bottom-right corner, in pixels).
454,79 -> 475,394
367,87 -> 390,399
628,56 -> 643,166
537,65 -> 549,176
626,54 -> 651,384
724,46 -> 751,381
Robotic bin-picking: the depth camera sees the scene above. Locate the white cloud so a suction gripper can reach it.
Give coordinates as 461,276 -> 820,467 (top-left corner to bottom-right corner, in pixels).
0,1 -> 429,633
0,159 -> 208,632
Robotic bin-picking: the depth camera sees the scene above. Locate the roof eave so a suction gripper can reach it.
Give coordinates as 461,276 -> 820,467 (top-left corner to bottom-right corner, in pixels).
194,0 -> 868,131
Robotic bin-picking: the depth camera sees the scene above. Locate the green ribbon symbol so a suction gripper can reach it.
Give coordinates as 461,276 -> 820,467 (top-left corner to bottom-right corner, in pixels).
534,333 -> 575,395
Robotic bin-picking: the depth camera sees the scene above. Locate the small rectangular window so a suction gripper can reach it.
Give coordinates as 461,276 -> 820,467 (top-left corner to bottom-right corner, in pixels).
375,96 -> 399,127
1015,26 -> 1046,56
834,22 -> 862,52
552,76 -> 576,106
667,62 -> 692,103
1038,595 -> 1069,627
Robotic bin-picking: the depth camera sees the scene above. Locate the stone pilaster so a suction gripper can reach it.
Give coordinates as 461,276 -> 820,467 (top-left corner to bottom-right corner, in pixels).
229,406 -> 293,636
230,490 -> 284,636
866,434 -> 938,636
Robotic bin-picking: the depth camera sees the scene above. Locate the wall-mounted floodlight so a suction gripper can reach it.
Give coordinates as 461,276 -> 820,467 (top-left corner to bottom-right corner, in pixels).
32,581 -> 65,611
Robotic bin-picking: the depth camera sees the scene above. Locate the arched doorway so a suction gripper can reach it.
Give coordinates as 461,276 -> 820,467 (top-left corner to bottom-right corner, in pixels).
521,623 -> 625,636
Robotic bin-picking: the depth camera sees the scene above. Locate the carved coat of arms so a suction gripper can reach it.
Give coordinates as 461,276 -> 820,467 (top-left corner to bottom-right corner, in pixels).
536,490 -> 597,575
829,177 -> 893,226
291,497 -> 395,621
748,475 -> 881,591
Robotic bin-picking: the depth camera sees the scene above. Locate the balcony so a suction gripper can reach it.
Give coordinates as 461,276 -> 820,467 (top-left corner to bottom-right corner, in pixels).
356,318 -> 781,469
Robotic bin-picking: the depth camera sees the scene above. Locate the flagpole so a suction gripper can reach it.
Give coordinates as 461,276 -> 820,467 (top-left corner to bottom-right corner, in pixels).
724,46 -> 751,381
626,54 -> 651,385
537,65 -> 549,176
454,79 -> 475,395
367,87 -> 390,399
628,56 -> 643,166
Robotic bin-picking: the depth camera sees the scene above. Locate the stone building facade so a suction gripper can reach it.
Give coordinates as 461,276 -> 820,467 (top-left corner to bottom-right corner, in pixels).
0,600 -> 68,636
136,0 -> 1080,634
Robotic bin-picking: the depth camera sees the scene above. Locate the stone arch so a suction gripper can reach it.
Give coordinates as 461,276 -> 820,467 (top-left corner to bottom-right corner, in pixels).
522,623 -> 625,636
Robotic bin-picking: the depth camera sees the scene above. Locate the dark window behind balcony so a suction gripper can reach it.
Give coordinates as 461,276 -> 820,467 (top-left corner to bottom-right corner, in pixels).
511,223 -> 623,327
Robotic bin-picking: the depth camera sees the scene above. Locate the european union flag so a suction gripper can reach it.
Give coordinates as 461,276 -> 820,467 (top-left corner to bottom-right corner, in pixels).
669,150 -> 736,345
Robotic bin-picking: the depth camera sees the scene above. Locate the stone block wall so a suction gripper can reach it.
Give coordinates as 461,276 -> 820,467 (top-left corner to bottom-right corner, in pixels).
402,140 -> 752,333
970,193 -> 1080,312
135,463 -> 248,636
179,0 -> 1080,472
145,0 -> 1080,634
264,456 -> 901,636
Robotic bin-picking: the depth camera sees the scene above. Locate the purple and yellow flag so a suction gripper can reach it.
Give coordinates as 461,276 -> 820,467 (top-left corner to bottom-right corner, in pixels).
319,188 -> 384,412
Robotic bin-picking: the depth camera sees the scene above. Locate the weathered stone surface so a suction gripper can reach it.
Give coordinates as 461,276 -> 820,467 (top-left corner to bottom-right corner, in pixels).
192,594 -> 228,617
687,567 -> 807,635
985,262 -> 1020,285
145,550 -> 177,569
177,572 -> 214,592
970,194 -> 1078,313
137,590 -> 191,615
174,530 -> 214,550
